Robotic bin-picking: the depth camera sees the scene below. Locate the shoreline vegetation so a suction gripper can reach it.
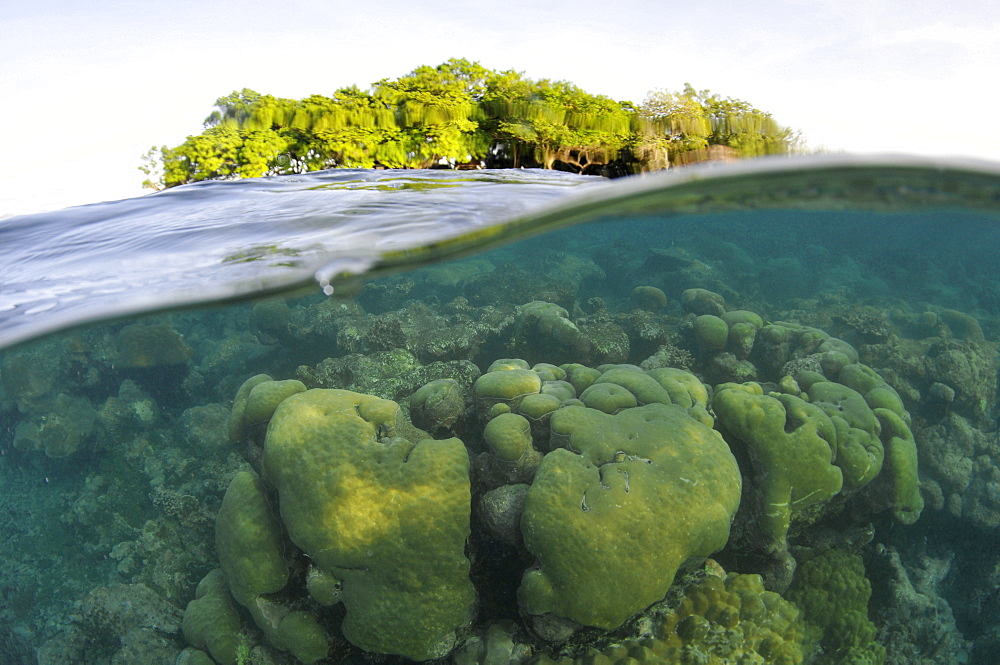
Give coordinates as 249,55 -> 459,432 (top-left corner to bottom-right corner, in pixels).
142,58 -> 798,190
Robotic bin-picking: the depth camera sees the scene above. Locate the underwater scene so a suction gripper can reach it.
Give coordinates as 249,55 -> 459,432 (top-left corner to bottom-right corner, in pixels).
1,157 -> 999,665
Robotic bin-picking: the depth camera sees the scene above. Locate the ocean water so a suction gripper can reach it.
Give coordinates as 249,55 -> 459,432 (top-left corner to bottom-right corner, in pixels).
1,156 -> 998,665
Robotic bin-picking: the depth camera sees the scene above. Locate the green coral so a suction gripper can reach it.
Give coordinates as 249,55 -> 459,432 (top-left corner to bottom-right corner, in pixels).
562,363 -> 602,394
721,310 -> 763,360
484,412 -> 533,462
712,382 -> 843,553
515,301 -> 584,348
644,366 -> 713,426
518,392 -> 564,423
227,373 -> 273,442
181,569 -> 241,665
244,379 -> 306,426
519,401 -> 741,629
199,343 -> 920,662
579,382 -> 638,414
685,306 -> 767,385
873,408 -> 924,524
273,612 -> 330,664
572,364 -> 712,426
786,549 -> 885,665
809,364 -> 923,524
657,572 -> 808,664
261,389 -> 474,661
216,471 -> 289,604
511,301 -> 590,362
531,572 -> 808,665
721,309 -> 764,330
714,352 -> 924,555
474,367 -> 544,418
681,287 -> 726,316
754,322 -> 859,378
694,314 -> 730,354
249,297 -> 291,344
631,285 -> 667,311
532,362 -> 568,382
540,379 -> 577,402
591,366 -> 675,406
215,470 -> 328,662
487,358 -> 531,372
803,379 -> 884,490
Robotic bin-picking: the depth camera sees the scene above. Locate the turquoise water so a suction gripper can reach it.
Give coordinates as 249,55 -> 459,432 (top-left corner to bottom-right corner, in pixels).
1,156 -> 999,664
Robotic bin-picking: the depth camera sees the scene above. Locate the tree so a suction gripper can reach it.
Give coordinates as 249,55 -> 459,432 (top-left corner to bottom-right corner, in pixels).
152,63 -> 798,187
483,75 -> 634,173
373,58 -> 493,167
292,88 -> 396,170
139,146 -> 165,190
640,84 -> 795,165
204,88 -> 263,128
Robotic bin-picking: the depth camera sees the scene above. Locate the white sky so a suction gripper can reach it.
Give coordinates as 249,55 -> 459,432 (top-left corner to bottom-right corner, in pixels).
1,0 -> 998,217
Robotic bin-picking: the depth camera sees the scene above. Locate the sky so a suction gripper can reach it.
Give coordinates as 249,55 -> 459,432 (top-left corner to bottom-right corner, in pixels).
1,0 -> 998,217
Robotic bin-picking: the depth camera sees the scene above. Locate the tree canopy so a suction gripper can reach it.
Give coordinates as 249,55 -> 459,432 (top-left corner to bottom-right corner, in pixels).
146,59 -> 797,189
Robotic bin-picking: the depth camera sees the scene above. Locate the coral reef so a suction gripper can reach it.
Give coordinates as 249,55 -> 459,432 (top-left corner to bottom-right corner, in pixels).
258,389 -> 475,660
4,206 -> 999,665
114,320 -> 194,368
531,569 -> 809,665
786,549 -> 885,665
520,399 -> 740,629
36,583 -> 184,665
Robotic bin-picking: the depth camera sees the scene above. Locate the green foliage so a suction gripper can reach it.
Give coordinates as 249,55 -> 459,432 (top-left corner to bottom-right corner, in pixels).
138,146 -> 165,190
483,74 -> 635,170
151,59 -> 797,188
640,83 -> 797,164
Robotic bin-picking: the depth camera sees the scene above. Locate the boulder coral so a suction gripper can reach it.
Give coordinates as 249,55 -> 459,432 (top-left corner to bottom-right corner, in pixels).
113,321 -> 193,368
215,471 -> 328,663
681,287 -> 726,316
656,571 -> 809,664
712,382 -> 845,554
12,392 -> 97,458
181,569 -> 240,665
530,569 -> 808,665
714,370 -> 923,555
187,337 -> 922,662
510,301 -> 590,363
261,389 -> 475,661
519,401 -> 741,629
409,377 -> 466,436
786,549 -> 885,665
226,373 -> 273,442
630,285 -> 667,311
